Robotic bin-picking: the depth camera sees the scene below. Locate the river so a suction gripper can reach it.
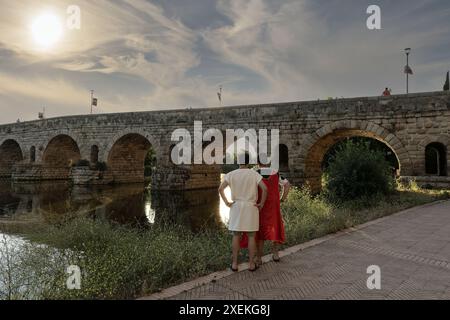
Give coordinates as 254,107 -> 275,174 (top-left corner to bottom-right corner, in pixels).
0,180 -> 231,242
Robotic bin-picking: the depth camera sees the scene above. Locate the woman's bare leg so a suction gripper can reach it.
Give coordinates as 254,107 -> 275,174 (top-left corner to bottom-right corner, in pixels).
248,234 -> 257,270
232,233 -> 241,269
256,240 -> 264,265
272,242 -> 280,261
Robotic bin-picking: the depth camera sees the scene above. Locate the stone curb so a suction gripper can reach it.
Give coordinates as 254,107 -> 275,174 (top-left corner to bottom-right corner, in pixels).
138,199 -> 449,300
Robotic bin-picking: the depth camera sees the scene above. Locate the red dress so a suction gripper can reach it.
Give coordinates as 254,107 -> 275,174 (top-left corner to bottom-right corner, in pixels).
240,172 -> 285,247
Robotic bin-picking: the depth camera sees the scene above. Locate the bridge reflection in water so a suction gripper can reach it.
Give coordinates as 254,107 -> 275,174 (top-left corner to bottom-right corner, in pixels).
0,180 -> 232,232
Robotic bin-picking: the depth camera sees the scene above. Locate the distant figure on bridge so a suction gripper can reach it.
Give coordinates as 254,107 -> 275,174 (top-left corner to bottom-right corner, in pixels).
382,88 -> 392,96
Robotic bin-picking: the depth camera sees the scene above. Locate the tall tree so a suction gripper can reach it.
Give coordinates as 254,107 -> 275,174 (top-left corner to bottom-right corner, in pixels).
444,71 -> 450,91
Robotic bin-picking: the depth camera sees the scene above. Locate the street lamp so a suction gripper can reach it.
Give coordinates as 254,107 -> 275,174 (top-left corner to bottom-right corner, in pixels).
404,48 -> 413,94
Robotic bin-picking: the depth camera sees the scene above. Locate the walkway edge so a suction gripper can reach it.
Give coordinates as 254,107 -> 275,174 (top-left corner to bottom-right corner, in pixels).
138,199 -> 449,300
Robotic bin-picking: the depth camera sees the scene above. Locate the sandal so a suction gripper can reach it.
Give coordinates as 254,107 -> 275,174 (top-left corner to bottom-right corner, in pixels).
272,254 -> 280,262
230,264 -> 238,272
249,263 -> 259,272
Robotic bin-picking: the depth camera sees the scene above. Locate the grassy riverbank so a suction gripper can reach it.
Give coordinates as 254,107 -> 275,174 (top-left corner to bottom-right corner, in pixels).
1,184 -> 449,300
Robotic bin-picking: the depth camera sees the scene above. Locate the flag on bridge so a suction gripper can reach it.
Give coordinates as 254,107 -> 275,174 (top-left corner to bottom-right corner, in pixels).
90,90 -> 98,114
217,86 -> 222,105
444,71 -> 449,91
404,65 -> 413,75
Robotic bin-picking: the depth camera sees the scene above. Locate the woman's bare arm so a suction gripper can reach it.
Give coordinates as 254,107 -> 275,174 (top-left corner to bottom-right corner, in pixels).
280,180 -> 291,202
256,180 -> 268,210
218,180 -> 233,207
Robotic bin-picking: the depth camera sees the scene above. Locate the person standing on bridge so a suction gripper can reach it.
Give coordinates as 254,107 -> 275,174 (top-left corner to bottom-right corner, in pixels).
218,153 -> 268,272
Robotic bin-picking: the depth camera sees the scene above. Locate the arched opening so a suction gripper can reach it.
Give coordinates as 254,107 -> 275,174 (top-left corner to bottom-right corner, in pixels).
305,129 -> 400,193
0,139 -> 23,178
30,146 -> 36,163
425,143 -> 447,176
279,144 -> 289,171
90,145 -> 99,164
107,134 -> 155,184
42,135 -> 81,179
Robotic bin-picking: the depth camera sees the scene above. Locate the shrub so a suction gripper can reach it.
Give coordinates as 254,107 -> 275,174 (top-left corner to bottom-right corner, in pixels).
323,140 -> 395,201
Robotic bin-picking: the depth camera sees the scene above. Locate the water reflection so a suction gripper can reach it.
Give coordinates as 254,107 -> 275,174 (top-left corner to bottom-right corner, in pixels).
0,181 -> 232,232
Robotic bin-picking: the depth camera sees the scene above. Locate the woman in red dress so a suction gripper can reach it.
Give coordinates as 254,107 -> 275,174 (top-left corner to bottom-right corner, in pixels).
240,164 -> 290,265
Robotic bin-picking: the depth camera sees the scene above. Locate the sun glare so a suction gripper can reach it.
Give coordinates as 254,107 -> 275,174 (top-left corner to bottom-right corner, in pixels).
31,13 -> 63,48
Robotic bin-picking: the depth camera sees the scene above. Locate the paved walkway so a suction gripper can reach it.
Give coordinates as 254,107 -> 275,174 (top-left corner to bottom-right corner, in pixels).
147,200 -> 450,300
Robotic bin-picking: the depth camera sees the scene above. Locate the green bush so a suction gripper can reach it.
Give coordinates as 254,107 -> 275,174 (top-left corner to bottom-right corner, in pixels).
323,140 -> 395,201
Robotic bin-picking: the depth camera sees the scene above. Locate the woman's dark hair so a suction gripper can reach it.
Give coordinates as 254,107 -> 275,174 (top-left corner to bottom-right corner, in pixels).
238,152 -> 250,165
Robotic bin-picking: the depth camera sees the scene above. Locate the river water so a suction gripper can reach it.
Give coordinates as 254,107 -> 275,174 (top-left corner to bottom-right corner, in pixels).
0,181 -> 231,235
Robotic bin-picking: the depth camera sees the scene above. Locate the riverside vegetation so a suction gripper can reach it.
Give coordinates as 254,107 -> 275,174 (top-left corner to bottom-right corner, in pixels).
1,141 -> 449,300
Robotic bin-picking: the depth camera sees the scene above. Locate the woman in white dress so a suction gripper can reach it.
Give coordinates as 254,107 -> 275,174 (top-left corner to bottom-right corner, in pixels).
218,154 -> 268,272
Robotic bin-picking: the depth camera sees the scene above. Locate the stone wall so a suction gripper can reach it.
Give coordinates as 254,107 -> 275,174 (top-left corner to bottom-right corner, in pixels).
12,164 -> 71,181
400,176 -> 450,189
70,167 -> 113,185
0,91 -> 449,190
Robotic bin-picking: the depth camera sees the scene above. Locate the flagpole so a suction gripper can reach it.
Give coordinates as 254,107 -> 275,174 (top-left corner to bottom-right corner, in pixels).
404,48 -> 411,94
90,90 -> 94,114
218,86 -> 223,107
406,53 -> 409,94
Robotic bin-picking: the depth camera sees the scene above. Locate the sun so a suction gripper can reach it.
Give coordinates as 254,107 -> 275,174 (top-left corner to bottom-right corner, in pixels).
31,12 -> 63,48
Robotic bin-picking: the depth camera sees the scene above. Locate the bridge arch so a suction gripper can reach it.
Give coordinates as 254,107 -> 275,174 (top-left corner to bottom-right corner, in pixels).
105,129 -> 160,156
302,121 -> 412,192
279,144 -> 290,171
107,132 -> 158,183
418,135 -> 449,176
30,146 -> 36,163
0,138 -> 23,178
42,134 -> 81,180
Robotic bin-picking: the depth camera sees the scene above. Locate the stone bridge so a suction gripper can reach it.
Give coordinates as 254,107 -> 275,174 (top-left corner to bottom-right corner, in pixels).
1,91 -> 449,191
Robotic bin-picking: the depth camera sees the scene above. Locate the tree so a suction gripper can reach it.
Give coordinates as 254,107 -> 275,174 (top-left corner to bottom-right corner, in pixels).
444,71 -> 449,91
323,140 -> 395,201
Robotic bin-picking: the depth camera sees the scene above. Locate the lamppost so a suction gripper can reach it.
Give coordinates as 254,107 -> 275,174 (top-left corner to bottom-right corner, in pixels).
404,48 -> 413,94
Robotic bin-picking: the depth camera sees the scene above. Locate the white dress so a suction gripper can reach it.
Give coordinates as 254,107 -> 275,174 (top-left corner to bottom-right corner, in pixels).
224,168 -> 263,232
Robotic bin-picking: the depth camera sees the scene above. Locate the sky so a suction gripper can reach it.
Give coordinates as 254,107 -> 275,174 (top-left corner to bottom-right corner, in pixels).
0,0 -> 449,124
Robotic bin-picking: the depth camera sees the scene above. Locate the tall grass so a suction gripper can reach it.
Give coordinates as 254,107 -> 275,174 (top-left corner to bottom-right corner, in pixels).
14,218 -> 231,300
